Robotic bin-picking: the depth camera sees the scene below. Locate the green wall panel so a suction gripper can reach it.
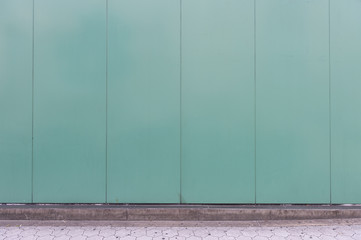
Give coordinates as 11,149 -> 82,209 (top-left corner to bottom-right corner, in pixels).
107,0 -> 180,203
33,0 -> 106,203
0,0 -> 33,203
331,0 -> 361,204
1,0 -> 361,205
256,0 -> 330,203
181,0 -> 255,203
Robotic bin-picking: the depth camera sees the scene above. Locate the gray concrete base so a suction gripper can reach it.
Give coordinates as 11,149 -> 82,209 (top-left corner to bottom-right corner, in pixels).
1,204 -> 361,221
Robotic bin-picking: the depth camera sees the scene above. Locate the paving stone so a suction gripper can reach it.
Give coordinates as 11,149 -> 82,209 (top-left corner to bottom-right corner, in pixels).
301,235 -> 320,240
234,236 -> 252,240
3,236 -> 20,240
319,235 -> 336,240
70,236 -> 87,240
287,228 -> 304,235
225,229 -> 241,238
52,229 -> 69,237
338,228 -> 357,237
4,228 -> 22,237
286,236 -> 303,240
353,229 -> 361,235
336,235 -> 355,240
20,236 -> 37,240
120,236 -> 137,240
19,229 -> 37,237
67,229 -> 84,236
304,230 -> 322,237
146,228 -> 164,237
130,229 -> 147,237
99,228 -> 116,237
153,237 -> 170,240
353,234 -> 361,240
169,237 -> 186,240
102,237 -> 117,240
177,229 -> 195,237
318,227 -> 339,237
218,236 -> 235,240
83,229 -> 100,237
137,236 -> 152,240
87,236 -> 104,240
162,229 -> 179,238
36,229 -> 54,237
208,229 -> 226,237
186,236 -> 202,240
0,220 -> 361,240
115,229 -> 131,237
241,229 -> 258,238
353,235 -> 361,240
254,236 -> 270,240
270,235 -> 287,240
273,229 -> 290,237
203,236 -> 218,240
257,229 -> 275,237
37,235 -> 54,240
53,235 -> 71,240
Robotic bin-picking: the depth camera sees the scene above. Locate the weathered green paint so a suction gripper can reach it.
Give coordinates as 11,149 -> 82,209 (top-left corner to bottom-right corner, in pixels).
331,0 -> 361,204
33,0 -> 106,203
107,0 -> 180,203
181,0 -> 255,203
0,0 -> 33,203
256,0 -> 330,203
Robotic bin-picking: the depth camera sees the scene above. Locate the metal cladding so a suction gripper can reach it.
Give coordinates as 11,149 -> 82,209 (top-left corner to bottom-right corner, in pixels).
1,0 -> 361,204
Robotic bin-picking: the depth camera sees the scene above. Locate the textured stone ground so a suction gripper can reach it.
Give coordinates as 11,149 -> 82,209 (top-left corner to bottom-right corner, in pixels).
1,219 -> 361,240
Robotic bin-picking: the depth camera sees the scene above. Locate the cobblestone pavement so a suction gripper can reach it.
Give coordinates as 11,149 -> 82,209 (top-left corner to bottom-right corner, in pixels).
1,219 -> 361,240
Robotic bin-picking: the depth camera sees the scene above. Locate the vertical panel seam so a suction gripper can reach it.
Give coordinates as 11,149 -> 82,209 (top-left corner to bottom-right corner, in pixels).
254,0 -> 257,204
31,0 -> 35,203
329,0 -> 332,205
106,0 -> 108,203
179,0 -> 183,204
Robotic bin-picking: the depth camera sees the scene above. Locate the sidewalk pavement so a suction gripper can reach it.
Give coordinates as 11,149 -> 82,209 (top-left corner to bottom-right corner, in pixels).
1,219 -> 361,240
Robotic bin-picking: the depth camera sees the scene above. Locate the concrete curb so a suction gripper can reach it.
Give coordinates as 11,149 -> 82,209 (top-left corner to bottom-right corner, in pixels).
1,205 -> 361,221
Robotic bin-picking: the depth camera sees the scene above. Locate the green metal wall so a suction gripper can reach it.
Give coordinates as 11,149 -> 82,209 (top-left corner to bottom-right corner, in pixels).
0,0 -> 360,204
181,0 -> 255,203
256,0 -> 330,203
